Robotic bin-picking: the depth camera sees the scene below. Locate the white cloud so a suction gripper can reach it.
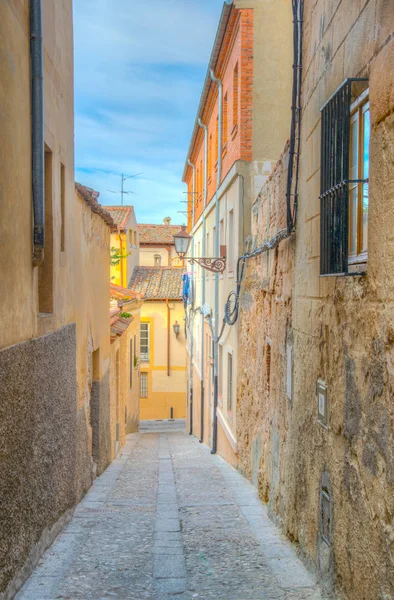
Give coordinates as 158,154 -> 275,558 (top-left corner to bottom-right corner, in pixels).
73,0 -> 224,222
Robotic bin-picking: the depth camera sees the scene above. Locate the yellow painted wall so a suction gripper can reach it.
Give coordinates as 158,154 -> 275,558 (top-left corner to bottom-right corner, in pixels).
109,211 -> 139,287
109,311 -> 140,458
110,232 -> 130,288
139,301 -> 187,420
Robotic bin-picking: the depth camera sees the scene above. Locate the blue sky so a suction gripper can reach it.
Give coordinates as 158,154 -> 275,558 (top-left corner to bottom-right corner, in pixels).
73,0 -> 223,224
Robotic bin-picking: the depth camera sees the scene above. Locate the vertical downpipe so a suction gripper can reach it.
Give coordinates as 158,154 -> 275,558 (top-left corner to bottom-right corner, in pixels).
31,0 -> 45,266
198,118 -> 208,443
166,298 -> 170,377
209,69 -> 222,454
187,159 -> 196,435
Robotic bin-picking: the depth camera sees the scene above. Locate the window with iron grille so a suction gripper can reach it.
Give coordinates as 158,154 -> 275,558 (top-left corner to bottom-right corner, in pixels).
140,323 -> 150,362
140,372 -> 148,398
320,78 -> 369,275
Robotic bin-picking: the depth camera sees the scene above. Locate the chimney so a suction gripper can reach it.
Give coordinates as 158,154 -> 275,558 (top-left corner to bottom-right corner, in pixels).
163,217 -> 171,226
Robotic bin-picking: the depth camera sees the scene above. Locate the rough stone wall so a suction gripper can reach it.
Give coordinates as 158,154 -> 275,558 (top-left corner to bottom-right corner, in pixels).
0,325 -> 84,598
237,147 -> 295,515
237,2 -> 394,599
289,2 -> 394,598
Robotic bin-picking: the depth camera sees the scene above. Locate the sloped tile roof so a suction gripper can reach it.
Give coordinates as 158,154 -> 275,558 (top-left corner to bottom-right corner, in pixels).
110,283 -> 140,303
138,224 -> 182,245
110,313 -> 134,344
103,206 -> 133,230
128,266 -> 185,300
75,183 -> 115,228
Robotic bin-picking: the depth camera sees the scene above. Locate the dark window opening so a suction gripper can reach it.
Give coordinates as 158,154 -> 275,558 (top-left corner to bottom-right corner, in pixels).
320,78 -> 369,276
38,146 -> 54,314
60,163 -> 65,252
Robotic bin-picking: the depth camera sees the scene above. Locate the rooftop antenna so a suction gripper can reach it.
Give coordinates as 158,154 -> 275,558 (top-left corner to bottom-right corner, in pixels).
108,173 -> 142,205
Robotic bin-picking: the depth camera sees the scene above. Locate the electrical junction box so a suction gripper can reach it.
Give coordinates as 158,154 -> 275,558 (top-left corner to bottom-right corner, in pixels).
317,379 -> 328,428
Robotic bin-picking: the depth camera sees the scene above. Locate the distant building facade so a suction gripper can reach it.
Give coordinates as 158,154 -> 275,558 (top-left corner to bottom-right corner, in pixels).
109,284 -> 143,449
182,0 -> 292,464
138,218 -> 184,268
105,205 -> 139,287
129,267 -> 187,420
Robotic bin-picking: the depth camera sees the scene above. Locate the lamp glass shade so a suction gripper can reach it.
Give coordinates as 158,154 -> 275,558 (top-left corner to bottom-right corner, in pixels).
173,322 -> 181,335
174,226 -> 191,258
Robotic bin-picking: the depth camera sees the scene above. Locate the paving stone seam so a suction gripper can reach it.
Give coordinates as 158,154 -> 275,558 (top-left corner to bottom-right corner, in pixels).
152,433 -> 188,598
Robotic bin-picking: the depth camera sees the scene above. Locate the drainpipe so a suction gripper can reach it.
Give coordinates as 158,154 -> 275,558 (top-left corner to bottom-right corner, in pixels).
209,69 -> 222,454
31,0 -> 45,267
166,298 -> 170,377
187,159 -> 196,435
188,159 -> 196,228
198,118 -> 208,443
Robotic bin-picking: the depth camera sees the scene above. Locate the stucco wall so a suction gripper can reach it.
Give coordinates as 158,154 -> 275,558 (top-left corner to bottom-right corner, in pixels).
0,1 -> 114,595
109,314 -> 140,458
188,161 -> 252,457
139,301 -> 187,420
109,210 -> 139,287
0,0 -> 39,349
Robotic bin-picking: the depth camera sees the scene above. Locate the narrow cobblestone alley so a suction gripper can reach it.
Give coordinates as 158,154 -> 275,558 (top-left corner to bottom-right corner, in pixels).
16,433 -> 327,600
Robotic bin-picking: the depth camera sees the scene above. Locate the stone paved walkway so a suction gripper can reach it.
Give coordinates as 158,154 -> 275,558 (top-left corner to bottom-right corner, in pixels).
16,433 -> 328,600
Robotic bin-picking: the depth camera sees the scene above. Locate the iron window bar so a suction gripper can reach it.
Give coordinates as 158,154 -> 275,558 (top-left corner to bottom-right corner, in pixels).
319,78 -> 368,276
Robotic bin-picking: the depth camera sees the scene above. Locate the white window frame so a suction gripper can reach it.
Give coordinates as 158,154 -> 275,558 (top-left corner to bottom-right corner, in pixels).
140,372 -> 148,398
140,323 -> 150,362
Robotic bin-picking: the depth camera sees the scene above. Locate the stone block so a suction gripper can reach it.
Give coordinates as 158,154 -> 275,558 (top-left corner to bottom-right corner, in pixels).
154,577 -> 188,595
343,0 -> 376,77
153,554 -> 186,579
370,40 -> 394,127
374,0 -> 394,51
155,519 -> 181,533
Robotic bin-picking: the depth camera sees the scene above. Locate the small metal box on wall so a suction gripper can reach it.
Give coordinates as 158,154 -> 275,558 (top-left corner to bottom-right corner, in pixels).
317,379 -> 328,428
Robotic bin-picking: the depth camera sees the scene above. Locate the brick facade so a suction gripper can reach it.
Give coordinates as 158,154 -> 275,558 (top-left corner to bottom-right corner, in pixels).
186,9 -> 253,227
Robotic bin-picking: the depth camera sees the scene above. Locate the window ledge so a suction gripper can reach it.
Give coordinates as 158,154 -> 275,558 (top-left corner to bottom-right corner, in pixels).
319,270 -> 367,278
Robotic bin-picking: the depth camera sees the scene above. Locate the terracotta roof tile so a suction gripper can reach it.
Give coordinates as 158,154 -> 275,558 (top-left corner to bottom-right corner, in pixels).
128,266 -> 185,300
110,314 -> 134,343
103,206 -> 133,230
138,224 -> 182,245
76,183 -> 115,228
110,283 -> 140,303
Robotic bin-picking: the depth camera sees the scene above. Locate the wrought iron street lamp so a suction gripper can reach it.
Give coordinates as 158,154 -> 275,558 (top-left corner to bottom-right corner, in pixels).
174,226 -> 226,274
173,321 -> 181,337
